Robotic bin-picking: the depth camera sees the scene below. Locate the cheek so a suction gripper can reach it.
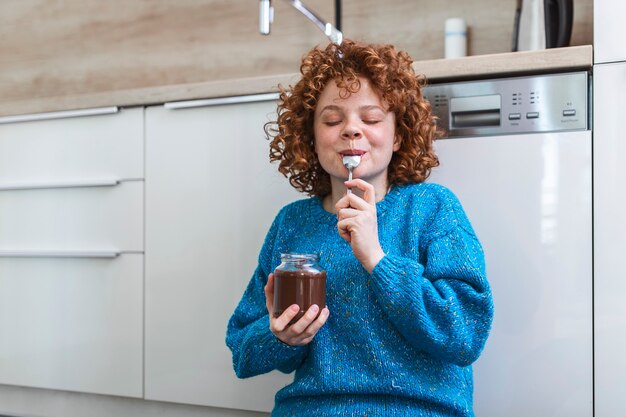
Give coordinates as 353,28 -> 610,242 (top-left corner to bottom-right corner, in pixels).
370,127 -> 397,151
313,128 -> 334,152
313,125 -> 326,154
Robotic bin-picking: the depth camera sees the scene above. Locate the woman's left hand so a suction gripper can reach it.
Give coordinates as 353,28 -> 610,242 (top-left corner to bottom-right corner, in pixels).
335,178 -> 385,273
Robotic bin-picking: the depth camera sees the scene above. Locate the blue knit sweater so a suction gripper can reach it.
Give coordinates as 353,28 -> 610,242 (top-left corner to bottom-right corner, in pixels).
226,182 -> 493,417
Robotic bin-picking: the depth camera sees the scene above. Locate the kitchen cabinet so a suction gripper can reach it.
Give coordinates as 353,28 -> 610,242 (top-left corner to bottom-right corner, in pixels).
144,100 -> 299,411
593,63 -> 626,417
0,255 -> 143,397
0,108 -> 143,183
0,182 -> 142,252
0,108 -> 144,397
594,0 -> 626,63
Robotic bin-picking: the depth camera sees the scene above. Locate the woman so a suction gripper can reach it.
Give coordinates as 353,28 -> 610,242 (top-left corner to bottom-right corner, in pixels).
226,39 -> 493,417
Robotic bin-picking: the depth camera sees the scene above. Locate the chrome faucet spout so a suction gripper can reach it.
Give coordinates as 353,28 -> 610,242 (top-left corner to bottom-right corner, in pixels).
259,0 -> 343,45
289,0 -> 343,45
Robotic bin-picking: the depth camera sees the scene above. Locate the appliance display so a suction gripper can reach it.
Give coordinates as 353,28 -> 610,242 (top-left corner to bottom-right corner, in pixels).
424,72 -> 592,416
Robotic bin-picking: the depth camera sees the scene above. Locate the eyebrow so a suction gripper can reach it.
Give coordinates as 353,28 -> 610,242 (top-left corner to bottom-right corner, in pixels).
318,104 -> 386,114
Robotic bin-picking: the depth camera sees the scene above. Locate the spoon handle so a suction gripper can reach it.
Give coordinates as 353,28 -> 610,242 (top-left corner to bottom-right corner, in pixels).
347,168 -> 353,195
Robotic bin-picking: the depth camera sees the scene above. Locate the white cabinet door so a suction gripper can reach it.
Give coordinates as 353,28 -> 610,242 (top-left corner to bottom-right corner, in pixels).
145,102 -> 300,411
593,63 -> 626,417
0,108 -> 144,184
594,0 -> 626,63
0,254 -> 143,397
0,181 -> 143,252
0,109 -> 145,398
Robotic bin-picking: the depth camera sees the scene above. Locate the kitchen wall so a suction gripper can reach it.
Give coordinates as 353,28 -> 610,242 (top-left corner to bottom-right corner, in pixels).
0,0 -> 592,115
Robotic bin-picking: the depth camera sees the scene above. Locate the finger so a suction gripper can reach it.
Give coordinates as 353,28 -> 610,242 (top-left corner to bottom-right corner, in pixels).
336,191 -> 374,214
336,207 -> 359,221
344,179 -> 376,205
302,306 -> 330,338
288,304 -> 320,334
337,219 -> 352,242
271,304 -> 300,332
335,193 -> 352,211
335,193 -> 362,213
297,307 -> 331,345
264,273 -> 275,313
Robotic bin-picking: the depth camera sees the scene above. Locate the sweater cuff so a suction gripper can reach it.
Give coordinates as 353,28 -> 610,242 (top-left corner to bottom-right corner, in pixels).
371,254 -> 424,289
251,315 -> 308,360
372,254 -> 409,277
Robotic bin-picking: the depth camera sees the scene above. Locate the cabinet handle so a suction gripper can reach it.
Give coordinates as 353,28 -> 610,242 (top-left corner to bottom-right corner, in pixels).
0,250 -> 120,258
164,93 -> 280,109
0,106 -> 119,124
0,179 -> 120,191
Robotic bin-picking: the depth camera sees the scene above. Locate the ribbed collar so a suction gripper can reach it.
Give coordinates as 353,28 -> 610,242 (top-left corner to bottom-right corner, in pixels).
307,185 -> 404,223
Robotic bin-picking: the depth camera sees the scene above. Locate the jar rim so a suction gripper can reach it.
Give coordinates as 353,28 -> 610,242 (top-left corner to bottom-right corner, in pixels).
280,252 -> 319,261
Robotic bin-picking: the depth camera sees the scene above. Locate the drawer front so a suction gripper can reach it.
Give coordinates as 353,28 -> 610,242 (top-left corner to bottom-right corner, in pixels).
0,181 -> 143,252
0,108 -> 143,185
0,254 -> 143,398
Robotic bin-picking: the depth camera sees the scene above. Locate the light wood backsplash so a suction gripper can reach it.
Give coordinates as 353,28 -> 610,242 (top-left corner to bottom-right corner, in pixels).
0,0 -> 592,115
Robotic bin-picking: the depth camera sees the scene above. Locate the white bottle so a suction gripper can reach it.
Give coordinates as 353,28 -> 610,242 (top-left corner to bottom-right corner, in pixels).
445,18 -> 468,58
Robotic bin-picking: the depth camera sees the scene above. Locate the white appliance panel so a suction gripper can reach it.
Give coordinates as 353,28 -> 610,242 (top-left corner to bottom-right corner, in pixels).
429,131 -> 592,416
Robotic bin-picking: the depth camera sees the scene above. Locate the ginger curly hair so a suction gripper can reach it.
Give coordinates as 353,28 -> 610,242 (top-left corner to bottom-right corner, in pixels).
265,39 -> 440,197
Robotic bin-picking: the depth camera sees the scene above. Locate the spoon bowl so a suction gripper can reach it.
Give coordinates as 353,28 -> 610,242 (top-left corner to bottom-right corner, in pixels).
342,155 -> 361,171
342,155 -> 361,194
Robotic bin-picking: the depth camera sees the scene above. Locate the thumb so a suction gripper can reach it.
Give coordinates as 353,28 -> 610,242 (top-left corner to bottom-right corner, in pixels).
264,273 -> 275,313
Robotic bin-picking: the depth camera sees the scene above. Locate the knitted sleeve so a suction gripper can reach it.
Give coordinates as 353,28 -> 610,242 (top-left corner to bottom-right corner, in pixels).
370,190 -> 493,367
225,207 -> 308,378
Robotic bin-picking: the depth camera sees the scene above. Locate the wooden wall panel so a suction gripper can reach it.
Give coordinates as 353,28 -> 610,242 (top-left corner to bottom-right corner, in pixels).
0,0 -> 592,115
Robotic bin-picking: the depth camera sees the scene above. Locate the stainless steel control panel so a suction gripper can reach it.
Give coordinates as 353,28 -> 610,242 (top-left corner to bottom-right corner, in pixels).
423,72 -> 589,137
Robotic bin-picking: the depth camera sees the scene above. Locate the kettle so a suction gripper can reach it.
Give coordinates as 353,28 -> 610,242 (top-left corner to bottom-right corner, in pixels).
513,0 -> 573,51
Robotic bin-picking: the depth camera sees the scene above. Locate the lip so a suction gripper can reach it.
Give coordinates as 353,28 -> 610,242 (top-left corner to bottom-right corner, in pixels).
339,149 -> 366,156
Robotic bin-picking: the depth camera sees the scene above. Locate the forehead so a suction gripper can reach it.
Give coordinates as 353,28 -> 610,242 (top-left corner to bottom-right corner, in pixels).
317,77 -> 384,108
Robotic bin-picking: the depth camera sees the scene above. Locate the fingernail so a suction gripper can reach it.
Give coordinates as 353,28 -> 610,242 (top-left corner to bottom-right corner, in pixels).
310,304 -> 319,313
290,304 -> 300,312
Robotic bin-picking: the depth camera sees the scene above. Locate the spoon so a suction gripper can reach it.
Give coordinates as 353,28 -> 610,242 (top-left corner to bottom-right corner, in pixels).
342,155 -> 361,194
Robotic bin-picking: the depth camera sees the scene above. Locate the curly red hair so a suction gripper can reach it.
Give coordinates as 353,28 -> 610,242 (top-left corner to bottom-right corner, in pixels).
265,39 -> 440,197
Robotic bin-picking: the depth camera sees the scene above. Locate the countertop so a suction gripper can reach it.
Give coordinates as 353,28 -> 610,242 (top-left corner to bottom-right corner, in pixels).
0,45 -> 592,117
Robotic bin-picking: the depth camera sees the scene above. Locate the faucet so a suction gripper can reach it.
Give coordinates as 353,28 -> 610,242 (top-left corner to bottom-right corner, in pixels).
259,0 -> 343,45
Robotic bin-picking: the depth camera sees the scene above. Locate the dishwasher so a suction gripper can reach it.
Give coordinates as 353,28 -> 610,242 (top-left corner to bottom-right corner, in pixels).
423,72 -> 592,416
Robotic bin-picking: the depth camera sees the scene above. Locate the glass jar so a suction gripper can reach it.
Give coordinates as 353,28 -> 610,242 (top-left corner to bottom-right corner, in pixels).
273,253 -> 326,325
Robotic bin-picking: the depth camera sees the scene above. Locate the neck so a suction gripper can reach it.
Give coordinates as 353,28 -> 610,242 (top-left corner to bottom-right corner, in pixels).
322,177 -> 390,214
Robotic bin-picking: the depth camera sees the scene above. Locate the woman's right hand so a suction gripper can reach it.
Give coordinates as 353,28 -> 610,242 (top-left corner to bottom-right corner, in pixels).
264,273 -> 330,346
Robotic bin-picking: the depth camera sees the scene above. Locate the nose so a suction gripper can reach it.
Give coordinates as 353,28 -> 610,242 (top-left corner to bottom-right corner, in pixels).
341,122 -> 362,141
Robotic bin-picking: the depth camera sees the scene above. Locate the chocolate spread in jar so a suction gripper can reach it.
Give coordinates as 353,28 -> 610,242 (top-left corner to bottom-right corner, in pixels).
273,254 -> 326,325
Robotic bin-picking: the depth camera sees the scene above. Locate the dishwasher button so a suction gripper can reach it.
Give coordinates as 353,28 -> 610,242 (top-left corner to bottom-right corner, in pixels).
526,112 -> 540,119
563,109 -> 577,117
508,113 -> 522,120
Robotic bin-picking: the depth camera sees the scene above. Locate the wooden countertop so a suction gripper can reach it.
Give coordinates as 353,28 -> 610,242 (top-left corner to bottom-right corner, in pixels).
0,45 -> 592,117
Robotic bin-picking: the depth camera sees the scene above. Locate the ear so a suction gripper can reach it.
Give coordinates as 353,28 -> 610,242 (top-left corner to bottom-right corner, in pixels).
393,135 -> 401,152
